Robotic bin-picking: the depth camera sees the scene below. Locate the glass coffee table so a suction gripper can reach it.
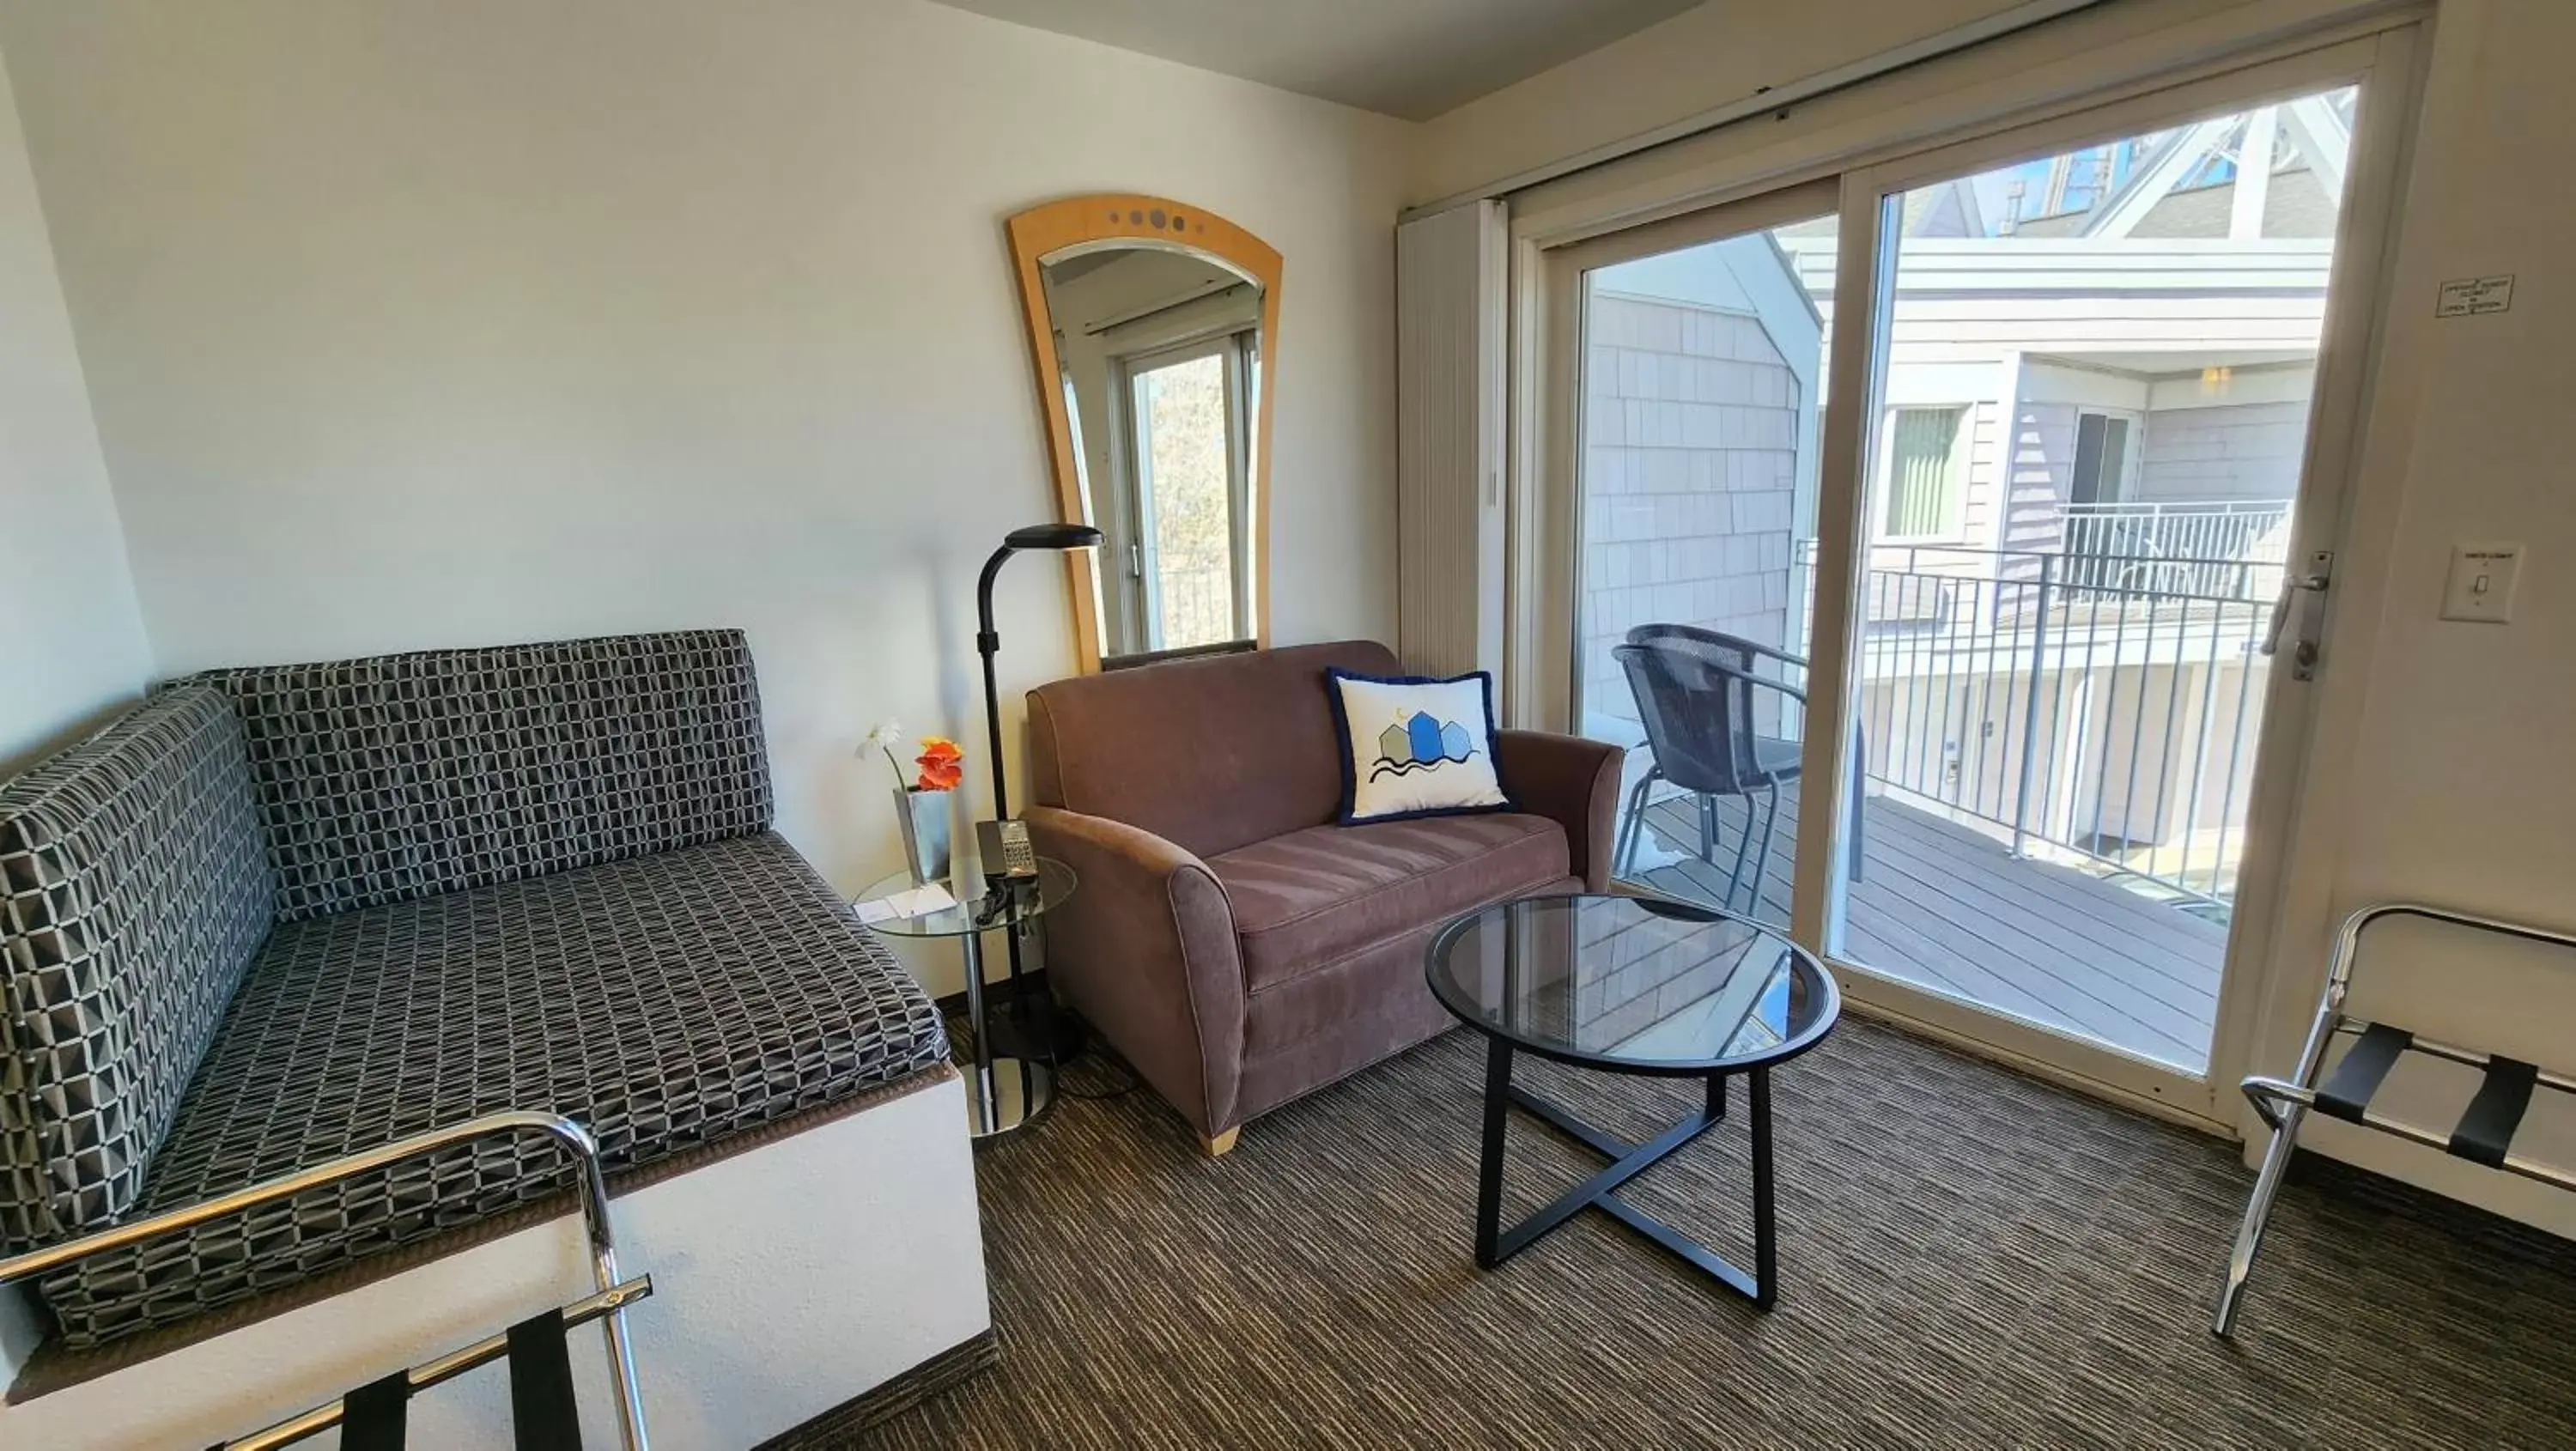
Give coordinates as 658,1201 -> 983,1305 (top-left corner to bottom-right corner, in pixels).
1425,891 -> 1839,1308
858,853 -> 1075,1143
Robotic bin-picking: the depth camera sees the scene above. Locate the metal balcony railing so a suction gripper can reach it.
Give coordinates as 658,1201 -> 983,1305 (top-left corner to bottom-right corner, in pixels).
2057,499 -> 2292,595
1850,544 -> 2281,906
1151,560 -> 1239,651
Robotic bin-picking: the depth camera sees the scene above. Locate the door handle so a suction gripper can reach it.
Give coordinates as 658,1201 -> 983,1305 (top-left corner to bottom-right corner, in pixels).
2260,550 -> 2334,682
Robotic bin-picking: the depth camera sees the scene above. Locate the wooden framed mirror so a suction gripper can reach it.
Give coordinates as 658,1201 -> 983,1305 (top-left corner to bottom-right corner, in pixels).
1007,195 -> 1281,672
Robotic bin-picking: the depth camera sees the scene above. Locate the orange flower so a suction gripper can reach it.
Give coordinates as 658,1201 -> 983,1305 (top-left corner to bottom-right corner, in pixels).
914,737 -> 963,792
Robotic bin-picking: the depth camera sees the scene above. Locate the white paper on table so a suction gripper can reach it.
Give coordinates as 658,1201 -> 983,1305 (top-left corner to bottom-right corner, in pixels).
853,883 -> 959,924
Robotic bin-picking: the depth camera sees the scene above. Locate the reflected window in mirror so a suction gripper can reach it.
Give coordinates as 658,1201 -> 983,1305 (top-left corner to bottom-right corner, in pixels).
1038,245 -> 1262,663
1126,337 -> 1250,653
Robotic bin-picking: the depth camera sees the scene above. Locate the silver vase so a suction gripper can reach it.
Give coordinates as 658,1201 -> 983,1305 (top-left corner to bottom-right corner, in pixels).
895,786 -> 953,886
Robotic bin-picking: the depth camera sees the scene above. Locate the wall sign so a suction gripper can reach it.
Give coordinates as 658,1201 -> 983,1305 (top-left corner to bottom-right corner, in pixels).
2435,275 -> 2515,317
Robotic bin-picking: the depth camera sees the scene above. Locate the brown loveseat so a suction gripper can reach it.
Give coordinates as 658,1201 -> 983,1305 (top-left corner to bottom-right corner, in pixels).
1024,641 -> 1623,1155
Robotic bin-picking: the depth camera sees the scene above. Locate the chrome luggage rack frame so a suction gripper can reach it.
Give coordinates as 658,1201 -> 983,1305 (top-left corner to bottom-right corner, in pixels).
2215,902 -> 2576,1337
0,1110 -> 652,1449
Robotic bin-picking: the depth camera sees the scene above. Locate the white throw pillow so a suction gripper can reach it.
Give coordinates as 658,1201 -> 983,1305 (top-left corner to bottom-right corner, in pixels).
1326,668 -> 1513,824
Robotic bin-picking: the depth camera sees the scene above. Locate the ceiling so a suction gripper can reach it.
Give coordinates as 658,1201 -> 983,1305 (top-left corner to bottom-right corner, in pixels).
2053,349 -> 2318,377
927,0 -> 1705,120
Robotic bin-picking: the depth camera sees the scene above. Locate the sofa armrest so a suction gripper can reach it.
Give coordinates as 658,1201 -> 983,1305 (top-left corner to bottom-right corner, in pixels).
1023,805 -> 1249,1137
1496,729 -> 1625,891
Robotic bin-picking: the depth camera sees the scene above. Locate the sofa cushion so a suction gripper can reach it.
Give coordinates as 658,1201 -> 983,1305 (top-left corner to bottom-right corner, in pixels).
36,830 -> 945,1348
0,686 -> 275,1256
188,629 -> 775,924
1026,641 -> 1401,859
1208,814 -> 1571,993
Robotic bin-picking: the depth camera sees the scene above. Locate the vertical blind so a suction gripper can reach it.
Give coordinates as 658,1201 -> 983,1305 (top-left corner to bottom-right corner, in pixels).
1884,406 -> 1965,537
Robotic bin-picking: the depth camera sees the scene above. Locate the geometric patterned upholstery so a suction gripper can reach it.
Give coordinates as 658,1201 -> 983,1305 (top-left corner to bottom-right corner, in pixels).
35,832 -> 947,1347
185,630 -> 774,924
0,686 -> 276,1256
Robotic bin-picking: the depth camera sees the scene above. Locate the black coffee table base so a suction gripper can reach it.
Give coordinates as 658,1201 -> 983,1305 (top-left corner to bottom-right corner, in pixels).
1473,1037 -> 1777,1309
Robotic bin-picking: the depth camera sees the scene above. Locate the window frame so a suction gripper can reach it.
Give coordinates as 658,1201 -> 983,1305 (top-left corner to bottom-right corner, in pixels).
1117,330 -> 1255,653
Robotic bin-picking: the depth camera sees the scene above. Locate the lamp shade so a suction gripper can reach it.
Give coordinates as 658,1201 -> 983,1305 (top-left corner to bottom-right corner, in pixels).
1004,524 -> 1103,551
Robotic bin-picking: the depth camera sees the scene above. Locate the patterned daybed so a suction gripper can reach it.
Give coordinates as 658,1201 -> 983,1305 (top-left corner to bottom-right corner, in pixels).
0,630 -> 949,1351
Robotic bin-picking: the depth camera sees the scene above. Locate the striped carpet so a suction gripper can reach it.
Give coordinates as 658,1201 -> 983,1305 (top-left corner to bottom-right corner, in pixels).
860,1018 -> 2576,1449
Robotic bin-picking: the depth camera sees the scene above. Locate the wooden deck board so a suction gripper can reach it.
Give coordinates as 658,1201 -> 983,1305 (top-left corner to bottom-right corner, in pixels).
1853,817 -> 2222,1002
1629,781 -> 2227,1070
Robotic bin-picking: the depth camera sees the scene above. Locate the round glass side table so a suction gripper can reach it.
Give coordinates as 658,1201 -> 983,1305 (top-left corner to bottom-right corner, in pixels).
1426,891 -> 1839,1308
857,853 -> 1077,1143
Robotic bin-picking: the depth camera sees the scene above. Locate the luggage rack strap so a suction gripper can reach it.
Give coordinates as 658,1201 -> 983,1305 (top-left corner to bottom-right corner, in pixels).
2451,1057 -> 2539,1169
213,1277 -> 653,1451
2315,1022 -> 2410,1122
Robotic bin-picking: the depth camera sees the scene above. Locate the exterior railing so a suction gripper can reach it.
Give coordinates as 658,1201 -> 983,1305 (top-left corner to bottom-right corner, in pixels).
1852,543 -> 2280,905
2057,500 -> 2292,595
1151,560 -> 1237,651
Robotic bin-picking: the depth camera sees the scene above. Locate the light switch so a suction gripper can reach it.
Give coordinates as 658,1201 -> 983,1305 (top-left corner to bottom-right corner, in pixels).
2440,543 -> 2522,623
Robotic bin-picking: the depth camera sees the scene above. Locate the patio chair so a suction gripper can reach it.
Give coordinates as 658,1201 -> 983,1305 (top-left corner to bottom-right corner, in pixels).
1612,626 -> 1809,914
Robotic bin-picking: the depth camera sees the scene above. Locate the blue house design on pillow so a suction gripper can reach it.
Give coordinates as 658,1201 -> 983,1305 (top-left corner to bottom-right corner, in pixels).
1372,711 -> 1476,780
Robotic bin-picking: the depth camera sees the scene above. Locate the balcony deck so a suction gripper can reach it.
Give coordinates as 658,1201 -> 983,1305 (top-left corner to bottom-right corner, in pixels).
1630,781 -> 2227,1071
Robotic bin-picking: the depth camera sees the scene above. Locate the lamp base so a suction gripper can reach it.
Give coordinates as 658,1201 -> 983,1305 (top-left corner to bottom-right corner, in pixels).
986,989 -> 1089,1065
964,1056 -> 1056,1143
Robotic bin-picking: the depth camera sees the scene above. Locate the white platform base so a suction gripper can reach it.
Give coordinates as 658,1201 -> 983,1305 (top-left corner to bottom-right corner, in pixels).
0,1072 -> 988,1449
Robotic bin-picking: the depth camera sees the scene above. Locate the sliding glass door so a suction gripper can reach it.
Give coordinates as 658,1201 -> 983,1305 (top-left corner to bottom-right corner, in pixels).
1558,181 -> 1838,933
1534,32 -> 2418,1120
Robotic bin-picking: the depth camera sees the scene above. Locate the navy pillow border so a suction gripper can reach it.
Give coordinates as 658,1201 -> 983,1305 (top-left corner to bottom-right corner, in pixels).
1322,665 -> 1520,826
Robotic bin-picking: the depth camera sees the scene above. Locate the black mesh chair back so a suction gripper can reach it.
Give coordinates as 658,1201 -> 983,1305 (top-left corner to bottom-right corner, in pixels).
1613,632 -> 1782,798
1618,639 -> 1762,798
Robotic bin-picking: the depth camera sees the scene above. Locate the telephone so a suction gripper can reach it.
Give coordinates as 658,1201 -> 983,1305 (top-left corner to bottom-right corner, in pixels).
976,818 -> 1039,886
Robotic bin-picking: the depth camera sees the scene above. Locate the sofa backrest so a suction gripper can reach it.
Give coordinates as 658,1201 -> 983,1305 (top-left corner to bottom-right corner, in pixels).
1026,640 -> 1400,859
0,686 -> 276,1254
190,629 -> 774,923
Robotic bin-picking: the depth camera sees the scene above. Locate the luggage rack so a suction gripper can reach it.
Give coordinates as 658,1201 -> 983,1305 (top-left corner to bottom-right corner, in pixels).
2214,902 -> 2576,1338
0,1110 -> 653,1448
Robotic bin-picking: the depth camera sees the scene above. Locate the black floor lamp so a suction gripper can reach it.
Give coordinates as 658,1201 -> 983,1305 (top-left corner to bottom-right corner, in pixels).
975,524 -> 1102,1066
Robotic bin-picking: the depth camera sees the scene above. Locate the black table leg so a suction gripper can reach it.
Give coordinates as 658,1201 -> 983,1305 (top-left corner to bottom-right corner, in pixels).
1751,1065 -> 1776,1309
1474,1037 -> 1513,1267
1470,1057 -> 1780,1308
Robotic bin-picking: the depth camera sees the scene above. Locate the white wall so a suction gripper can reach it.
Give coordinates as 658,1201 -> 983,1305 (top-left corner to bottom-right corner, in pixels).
0,42 -> 150,774
2136,398 -> 2312,502
0,0 -> 1407,994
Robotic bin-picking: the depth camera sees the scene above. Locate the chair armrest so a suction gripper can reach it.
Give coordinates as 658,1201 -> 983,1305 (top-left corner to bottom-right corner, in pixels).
1023,805 -> 1249,1136
1703,655 -> 1808,705
1495,729 -> 1625,891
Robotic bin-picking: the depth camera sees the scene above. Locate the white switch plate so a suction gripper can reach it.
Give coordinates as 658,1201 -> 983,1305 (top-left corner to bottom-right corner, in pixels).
2440,542 -> 2522,622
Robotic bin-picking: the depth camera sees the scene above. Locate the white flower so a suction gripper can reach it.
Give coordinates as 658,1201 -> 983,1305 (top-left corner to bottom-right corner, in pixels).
860,719 -> 914,792
859,719 -> 905,756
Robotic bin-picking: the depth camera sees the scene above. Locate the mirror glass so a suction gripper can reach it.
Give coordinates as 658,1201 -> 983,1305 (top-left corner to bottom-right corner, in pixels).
1036,244 -> 1262,665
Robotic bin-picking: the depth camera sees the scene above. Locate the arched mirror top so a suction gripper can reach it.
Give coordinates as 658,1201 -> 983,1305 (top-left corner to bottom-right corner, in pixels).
1006,195 -> 1282,672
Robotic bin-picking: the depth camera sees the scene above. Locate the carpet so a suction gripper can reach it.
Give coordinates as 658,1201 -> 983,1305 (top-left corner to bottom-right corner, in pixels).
858,1018 -> 2576,1449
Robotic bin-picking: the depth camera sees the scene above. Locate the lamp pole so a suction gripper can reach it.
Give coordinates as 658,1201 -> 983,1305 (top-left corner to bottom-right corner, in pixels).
970,525 -> 1101,1077
975,545 -> 1015,823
